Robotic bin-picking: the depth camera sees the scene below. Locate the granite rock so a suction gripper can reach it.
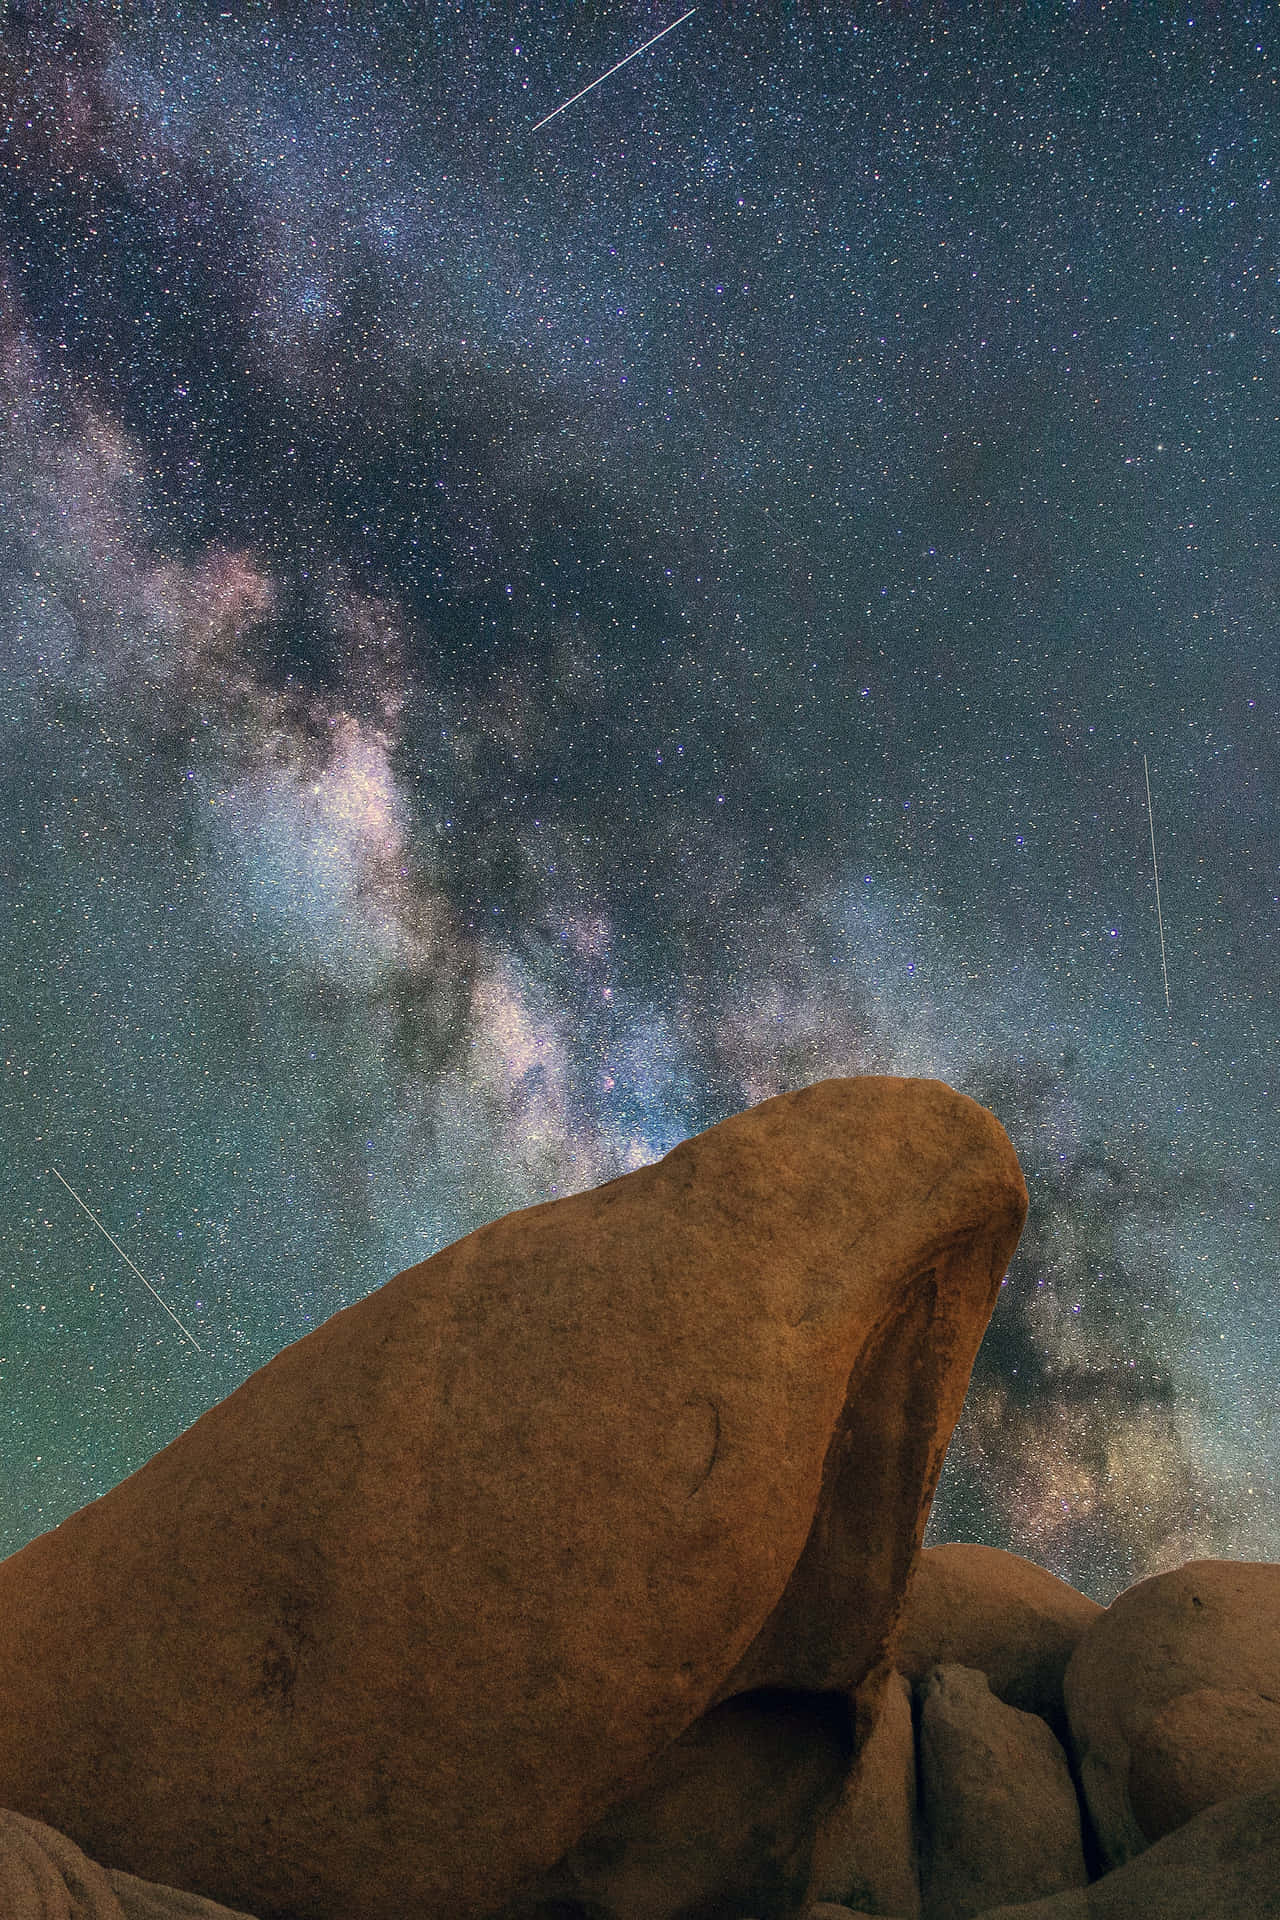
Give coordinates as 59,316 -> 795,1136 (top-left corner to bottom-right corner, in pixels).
896,1544 -> 1100,1739
807,1668 -> 920,1919
1063,1559 -> 1280,1866
965,1779 -> 1280,1919
917,1664 -> 1087,1920
0,1078 -> 1027,1920
0,1809 -> 257,1920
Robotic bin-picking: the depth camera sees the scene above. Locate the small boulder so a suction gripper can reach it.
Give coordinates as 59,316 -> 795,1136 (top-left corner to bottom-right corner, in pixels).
0,1809 -> 257,1920
110,1871 -> 262,1920
956,1779 -> 1280,1919
808,1668 -> 921,1918
917,1664 -> 1088,1920
896,1544 -> 1100,1737
1127,1685 -> 1280,1844
1063,1559 -> 1280,1867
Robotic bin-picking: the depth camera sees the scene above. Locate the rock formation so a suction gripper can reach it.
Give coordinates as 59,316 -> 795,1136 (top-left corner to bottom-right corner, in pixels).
0,1077 -> 1028,1920
1063,1558 -> 1280,1866
895,1542 -> 1101,1738
4,1536 -> 1280,1920
498,1686 -> 856,1920
958,1780 -> 1280,1918
0,1808 -> 257,1920
808,1668 -> 920,1919
916,1664 -> 1088,1918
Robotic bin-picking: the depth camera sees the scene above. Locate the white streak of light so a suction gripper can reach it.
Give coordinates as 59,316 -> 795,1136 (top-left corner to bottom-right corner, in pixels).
532,9 -> 697,131
50,1165 -> 203,1352
1144,753 -> 1171,1018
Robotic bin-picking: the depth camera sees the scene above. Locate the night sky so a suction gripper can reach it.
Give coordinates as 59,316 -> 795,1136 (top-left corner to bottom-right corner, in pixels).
1,3 -> 1275,1604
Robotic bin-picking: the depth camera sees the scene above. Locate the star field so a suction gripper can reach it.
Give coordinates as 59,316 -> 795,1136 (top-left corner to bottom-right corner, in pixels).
0,3 -> 1275,1600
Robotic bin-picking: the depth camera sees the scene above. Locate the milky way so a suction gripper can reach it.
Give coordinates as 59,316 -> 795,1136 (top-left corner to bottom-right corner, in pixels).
1,5 -> 1275,1601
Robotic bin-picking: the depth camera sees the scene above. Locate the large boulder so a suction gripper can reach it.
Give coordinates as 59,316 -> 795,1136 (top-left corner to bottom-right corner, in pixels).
917,1664 -> 1088,1920
1126,1685 -> 1280,1844
498,1686 -> 855,1920
0,1809 -> 257,1920
964,1779 -> 1280,1919
0,1078 -> 1026,1920
1063,1559 -> 1280,1866
896,1544 -> 1100,1736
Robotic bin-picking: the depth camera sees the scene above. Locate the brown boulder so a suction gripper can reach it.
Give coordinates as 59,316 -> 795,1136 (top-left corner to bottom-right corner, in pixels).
499,1686 -> 853,1920
807,1668 -> 921,1919
961,1779 -> 1280,1919
1126,1684 -> 1280,1843
896,1544 -> 1100,1736
1063,1559 -> 1280,1867
0,1078 -> 1026,1920
917,1664 -> 1088,1920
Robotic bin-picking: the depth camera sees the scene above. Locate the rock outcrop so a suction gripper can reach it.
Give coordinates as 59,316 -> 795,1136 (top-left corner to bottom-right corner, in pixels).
896,1543 -> 1101,1737
807,1668 -> 921,1919
917,1664 -> 1088,1919
0,1078 -> 1027,1920
962,1779 -> 1280,1918
0,1809 -> 257,1920
1063,1558 -> 1280,1866
499,1686 -> 855,1920
1125,1685 -> 1280,1846
4,1537 -> 1279,1920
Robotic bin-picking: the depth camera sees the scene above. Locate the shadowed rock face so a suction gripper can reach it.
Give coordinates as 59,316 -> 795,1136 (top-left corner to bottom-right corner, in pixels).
0,1077 -> 1026,1920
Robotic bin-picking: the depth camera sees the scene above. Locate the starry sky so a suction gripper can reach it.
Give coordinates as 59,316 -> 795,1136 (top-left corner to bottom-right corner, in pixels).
0,2 -> 1275,1604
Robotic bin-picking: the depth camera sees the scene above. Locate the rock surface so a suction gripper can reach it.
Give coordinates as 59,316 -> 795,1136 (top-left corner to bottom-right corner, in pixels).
967,1779 -> 1280,1918
0,1078 -> 1027,1920
896,1544 -> 1100,1736
1125,1683 -> 1280,1845
805,1907 -> 895,1920
918,1664 -> 1088,1920
807,1668 -> 921,1919
0,1809 -> 257,1920
1064,1558 -> 1280,1866
499,1686 -> 853,1920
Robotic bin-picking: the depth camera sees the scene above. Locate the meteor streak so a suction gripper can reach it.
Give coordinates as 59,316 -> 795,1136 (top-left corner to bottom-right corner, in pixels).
1144,753 -> 1171,1019
532,9 -> 697,132
49,1164 -> 203,1352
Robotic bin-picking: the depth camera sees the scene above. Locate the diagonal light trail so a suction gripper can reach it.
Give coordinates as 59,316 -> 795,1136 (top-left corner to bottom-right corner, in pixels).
1144,753 -> 1171,1019
49,1164 -> 203,1352
532,9 -> 697,131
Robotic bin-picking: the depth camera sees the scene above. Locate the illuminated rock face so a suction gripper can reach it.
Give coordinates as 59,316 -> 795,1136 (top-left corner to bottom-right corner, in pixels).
1064,1558 -> 1280,1867
0,1077 -> 1026,1920
917,1663 -> 1088,1920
